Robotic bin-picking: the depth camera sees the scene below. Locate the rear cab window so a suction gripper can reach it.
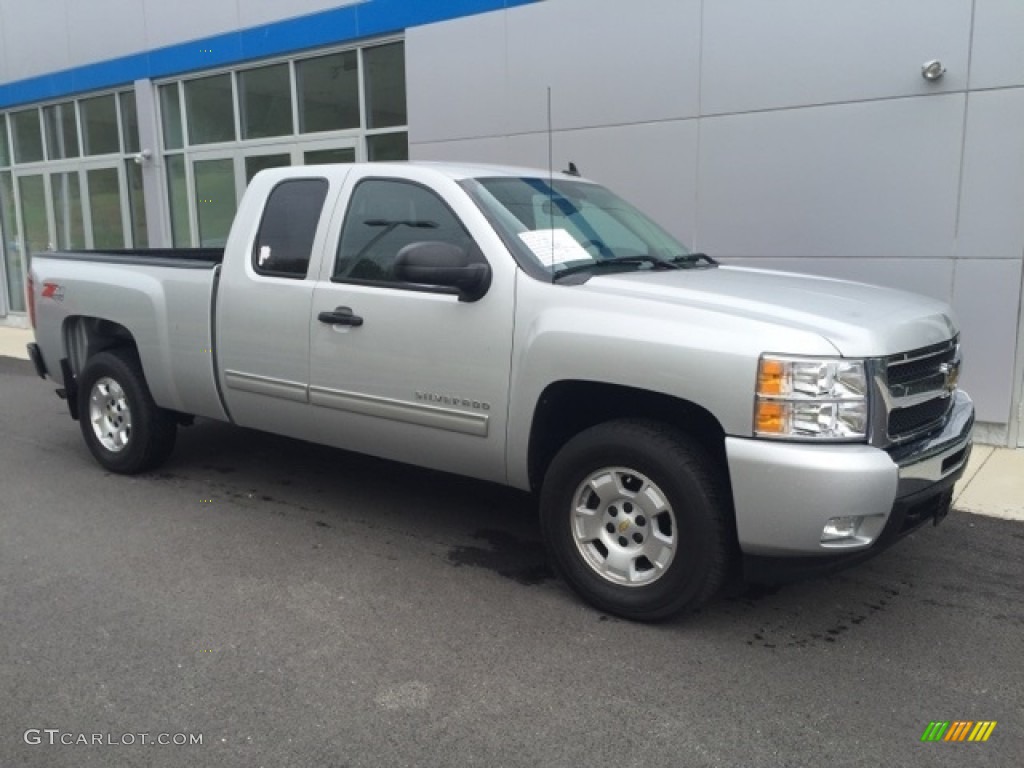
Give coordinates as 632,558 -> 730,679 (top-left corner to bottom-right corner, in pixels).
252,178 -> 330,279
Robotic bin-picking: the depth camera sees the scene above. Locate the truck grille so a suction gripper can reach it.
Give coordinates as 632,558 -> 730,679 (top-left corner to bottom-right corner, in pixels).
882,338 -> 959,445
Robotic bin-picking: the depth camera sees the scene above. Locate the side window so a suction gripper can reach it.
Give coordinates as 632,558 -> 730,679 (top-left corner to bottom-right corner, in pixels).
333,179 -> 477,284
252,178 -> 329,279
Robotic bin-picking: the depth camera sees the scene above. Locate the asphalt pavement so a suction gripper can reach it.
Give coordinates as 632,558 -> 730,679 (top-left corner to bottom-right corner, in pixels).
1,355 -> 1022,768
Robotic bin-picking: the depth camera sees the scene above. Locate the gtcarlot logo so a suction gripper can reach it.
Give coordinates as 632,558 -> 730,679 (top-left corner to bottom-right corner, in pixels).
24,729 -> 203,746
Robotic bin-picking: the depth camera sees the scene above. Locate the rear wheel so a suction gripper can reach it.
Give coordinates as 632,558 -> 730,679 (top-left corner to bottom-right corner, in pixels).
77,349 -> 177,474
540,419 -> 731,621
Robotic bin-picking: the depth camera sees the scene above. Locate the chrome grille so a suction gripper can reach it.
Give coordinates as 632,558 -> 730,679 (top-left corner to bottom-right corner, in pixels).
882,338 -> 959,445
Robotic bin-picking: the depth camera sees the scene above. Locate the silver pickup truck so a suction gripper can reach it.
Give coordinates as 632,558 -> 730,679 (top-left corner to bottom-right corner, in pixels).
27,162 -> 973,620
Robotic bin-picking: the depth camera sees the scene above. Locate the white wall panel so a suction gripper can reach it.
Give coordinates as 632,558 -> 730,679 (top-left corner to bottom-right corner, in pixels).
701,0 -> 971,115
721,257 -> 955,304
407,11 -> 508,144
951,259 -> 1022,423
65,0 -> 147,70
0,0 -> 71,81
503,0 -> 700,133
239,0 -> 359,28
696,94 -> 965,259
970,0 -> 1024,89
958,88 -> 1024,259
141,0 -> 240,51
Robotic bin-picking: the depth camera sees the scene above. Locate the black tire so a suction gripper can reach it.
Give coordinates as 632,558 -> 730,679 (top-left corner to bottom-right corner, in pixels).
540,419 -> 732,621
77,349 -> 177,474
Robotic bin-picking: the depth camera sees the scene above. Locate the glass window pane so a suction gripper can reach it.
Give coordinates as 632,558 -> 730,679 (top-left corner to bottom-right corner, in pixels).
166,155 -> 190,246
304,147 -> 354,165
252,179 -> 328,278
335,179 -> 475,284
87,168 -> 125,249
160,84 -> 184,150
51,172 -> 86,249
364,43 -> 406,129
11,109 -> 44,163
185,74 -> 235,145
125,160 -> 149,247
194,158 -> 237,246
1,115 -> 12,167
80,95 -> 120,155
245,153 -> 291,184
17,174 -> 48,270
1,171 -> 25,311
240,64 -> 292,140
297,51 -> 359,134
367,132 -> 407,162
44,102 -> 80,160
120,92 -> 141,154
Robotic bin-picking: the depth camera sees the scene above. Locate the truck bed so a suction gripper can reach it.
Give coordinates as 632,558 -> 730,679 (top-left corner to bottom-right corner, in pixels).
46,248 -> 225,268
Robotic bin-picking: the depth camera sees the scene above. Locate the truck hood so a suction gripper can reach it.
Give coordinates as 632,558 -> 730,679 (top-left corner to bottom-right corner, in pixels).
583,266 -> 957,357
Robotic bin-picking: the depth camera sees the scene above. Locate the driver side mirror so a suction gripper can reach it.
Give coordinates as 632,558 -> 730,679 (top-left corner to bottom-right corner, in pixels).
393,241 -> 491,302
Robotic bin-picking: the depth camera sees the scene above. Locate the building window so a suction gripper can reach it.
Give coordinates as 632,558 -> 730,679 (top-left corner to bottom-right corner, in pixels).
185,74 -> 236,145
80,95 -> 120,155
11,109 -> 44,164
297,51 -> 360,133
239,64 -> 292,140
364,43 -> 407,129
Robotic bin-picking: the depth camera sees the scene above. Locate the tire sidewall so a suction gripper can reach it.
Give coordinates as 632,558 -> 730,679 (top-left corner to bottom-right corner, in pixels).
541,422 -> 726,619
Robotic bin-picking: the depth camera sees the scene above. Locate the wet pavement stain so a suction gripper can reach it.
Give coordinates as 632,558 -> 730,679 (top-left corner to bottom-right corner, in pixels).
447,530 -> 554,586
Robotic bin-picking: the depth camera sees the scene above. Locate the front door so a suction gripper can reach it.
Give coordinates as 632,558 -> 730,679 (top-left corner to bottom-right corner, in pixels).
308,170 -> 515,483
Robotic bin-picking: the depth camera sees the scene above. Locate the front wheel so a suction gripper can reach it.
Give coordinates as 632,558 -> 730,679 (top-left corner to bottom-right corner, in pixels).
77,349 -> 177,474
540,419 -> 732,621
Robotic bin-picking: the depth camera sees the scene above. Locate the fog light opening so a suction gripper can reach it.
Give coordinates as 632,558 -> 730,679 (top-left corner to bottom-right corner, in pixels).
822,516 -> 863,542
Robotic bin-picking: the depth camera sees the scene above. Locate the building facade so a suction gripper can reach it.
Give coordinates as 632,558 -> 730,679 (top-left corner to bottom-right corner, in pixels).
1,0 -> 1022,446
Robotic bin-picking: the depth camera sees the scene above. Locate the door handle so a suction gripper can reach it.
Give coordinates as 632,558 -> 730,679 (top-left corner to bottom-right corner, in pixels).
318,306 -> 364,327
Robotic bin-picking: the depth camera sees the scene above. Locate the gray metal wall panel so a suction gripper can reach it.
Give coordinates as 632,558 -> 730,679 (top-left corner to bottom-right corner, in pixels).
0,0 -> 71,81
700,0 -> 971,115
970,0 -> 1024,90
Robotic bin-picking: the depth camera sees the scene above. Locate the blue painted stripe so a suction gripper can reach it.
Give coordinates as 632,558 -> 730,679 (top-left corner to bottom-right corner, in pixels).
0,0 -> 537,109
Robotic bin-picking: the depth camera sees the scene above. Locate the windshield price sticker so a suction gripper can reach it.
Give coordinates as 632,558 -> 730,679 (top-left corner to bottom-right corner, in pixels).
518,229 -> 593,267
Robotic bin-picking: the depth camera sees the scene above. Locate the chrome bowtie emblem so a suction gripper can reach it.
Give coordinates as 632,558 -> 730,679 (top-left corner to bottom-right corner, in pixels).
940,361 -> 960,392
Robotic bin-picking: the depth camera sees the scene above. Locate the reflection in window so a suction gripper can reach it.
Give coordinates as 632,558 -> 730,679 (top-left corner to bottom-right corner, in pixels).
11,109 -> 44,164
194,158 -> 237,246
0,115 -> 10,167
44,103 -> 80,160
120,92 -> 141,154
87,168 -> 125,249
240,64 -> 293,140
297,51 -> 359,133
364,43 -> 407,129
126,160 -> 149,248
304,147 -> 354,165
166,155 -> 190,247
245,154 -> 291,184
51,172 -> 86,249
367,132 -> 408,162
185,75 -> 235,145
1,171 -> 25,311
160,84 -> 184,150
80,95 -> 120,155
252,179 -> 328,278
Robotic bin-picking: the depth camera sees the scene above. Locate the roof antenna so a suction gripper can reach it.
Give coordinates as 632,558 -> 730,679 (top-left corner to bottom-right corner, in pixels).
563,161 -> 580,177
547,86 -> 555,272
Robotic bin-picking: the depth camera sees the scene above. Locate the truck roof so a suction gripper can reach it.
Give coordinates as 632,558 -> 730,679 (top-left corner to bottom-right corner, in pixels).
291,160 -> 589,183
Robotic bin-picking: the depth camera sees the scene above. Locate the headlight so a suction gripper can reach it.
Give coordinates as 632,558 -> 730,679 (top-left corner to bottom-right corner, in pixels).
754,355 -> 868,440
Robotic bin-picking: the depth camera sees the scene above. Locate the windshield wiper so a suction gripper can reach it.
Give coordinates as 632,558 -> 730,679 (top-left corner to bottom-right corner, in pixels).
552,255 -> 679,281
670,252 -> 717,267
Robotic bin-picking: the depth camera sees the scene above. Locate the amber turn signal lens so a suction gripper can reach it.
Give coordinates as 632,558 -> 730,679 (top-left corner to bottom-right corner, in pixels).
757,359 -> 785,395
755,401 -> 785,433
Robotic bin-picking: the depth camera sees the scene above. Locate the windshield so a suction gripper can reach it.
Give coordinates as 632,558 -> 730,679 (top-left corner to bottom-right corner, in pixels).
460,177 -> 697,280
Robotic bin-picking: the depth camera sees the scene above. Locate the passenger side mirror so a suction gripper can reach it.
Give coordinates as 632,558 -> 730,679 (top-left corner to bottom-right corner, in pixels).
393,241 -> 491,302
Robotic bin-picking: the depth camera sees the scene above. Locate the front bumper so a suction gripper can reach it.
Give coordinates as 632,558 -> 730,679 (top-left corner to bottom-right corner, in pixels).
726,390 -> 973,569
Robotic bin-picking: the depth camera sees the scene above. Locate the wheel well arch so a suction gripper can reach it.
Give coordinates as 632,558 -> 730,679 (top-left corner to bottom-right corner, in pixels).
527,380 -> 729,493
62,316 -> 139,375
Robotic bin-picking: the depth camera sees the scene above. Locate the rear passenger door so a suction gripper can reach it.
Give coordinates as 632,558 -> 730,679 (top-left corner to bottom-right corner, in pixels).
216,175 -> 333,435
307,169 -> 515,483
